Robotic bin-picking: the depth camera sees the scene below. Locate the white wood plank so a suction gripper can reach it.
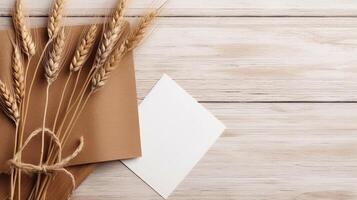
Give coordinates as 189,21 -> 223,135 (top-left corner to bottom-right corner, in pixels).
74,103 -> 357,200
134,17 -> 357,102
1,17 -> 357,102
2,0 -> 357,17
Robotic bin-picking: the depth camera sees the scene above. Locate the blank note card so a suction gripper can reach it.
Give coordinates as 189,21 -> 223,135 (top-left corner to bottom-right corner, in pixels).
122,74 -> 226,199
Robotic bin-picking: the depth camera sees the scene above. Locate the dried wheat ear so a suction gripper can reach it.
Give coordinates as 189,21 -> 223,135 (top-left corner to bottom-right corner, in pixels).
11,45 -> 25,104
48,0 -> 66,40
91,9 -> 159,91
93,0 -> 128,70
0,80 -> 20,123
45,28 -> 66,84
13,0 -> 36,57
70,25 -> 98,72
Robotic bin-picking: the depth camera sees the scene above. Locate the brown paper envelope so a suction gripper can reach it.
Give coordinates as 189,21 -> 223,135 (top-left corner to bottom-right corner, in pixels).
0,24 -> 142,172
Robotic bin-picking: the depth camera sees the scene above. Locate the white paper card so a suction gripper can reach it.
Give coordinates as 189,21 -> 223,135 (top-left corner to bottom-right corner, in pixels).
122,74 -> 226,199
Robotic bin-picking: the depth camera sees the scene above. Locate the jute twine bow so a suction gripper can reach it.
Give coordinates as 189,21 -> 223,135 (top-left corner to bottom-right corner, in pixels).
7,128 -> 84,199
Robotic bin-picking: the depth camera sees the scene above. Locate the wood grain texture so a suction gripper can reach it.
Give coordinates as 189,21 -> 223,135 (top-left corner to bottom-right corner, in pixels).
74,103 -> 357,200
3,17 -> 357,101
2,0 -> 357,16
133,17 -> 357,102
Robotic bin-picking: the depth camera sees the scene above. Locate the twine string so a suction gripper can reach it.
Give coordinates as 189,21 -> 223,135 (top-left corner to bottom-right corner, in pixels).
7,128 -> 84,199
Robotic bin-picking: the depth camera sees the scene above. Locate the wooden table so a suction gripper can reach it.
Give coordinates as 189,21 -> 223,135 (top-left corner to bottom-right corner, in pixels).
1,0 -> 357,199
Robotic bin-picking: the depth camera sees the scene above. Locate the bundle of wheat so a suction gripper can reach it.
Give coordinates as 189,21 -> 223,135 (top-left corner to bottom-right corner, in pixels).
0,0 -> 162,199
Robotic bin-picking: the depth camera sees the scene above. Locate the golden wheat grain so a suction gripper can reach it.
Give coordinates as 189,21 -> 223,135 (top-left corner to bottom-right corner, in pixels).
12,45 -> 25,104
0,80 -> 20,123
13,0 -> 36,56
110,0 -> 127,29
48,0 -> 66,40
91,9 -> 158,91
91,41 -> 126,91
70,25 -> 98,72
92,0 -> 127,70
93,27 -> 122,69
45,28 -> 65,84
126,9 -> 158,51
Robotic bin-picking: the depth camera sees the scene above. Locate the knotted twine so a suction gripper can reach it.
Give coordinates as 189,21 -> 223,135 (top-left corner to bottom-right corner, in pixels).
7,128 -> 84,199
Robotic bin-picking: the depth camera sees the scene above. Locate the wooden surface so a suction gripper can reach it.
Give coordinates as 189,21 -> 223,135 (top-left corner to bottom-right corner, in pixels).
1,1 -> 357,199
3,0 -> 357,16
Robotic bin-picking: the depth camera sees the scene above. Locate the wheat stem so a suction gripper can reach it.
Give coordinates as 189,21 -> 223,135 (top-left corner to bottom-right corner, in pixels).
66,69 -> 81,111
62,91 -> 91,143
10,169 -> 14,200
28,1 -> 67,198
9,122 -> 19,200
37,65 -> 94,200
32,84 -> 50,199
22,40 -> 51,200
33,29 -> 65,199
70,67 -> 95,107
27,185 -> 35,200
53,72 -> 72,131
44,91 -> 91,190
21,40 -> 52,152
45,69 -> 92,169
32,30 -> 65,200
40,84 -> 50,164
35,92 -> 90,200
61,92 -> 91,147
36,66 -> 93,198
55,66 -> 94,140
17,58 -> 31,200
36,73 -> 90,199
57,24 -> 98,124
20,42 -> 50,200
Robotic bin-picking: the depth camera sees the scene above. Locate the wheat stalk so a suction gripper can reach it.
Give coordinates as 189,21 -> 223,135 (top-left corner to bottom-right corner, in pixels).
91,9 -> 158,91
34,17 -> 66,200
70,25 -> 98,72
11,45 -> 25,104
12,2 -> 33,197
48,0 -> 66,40
52,25 -> 98,131
11,44 -> 25,200
0,80 -> 20,123
45,28 -> 65,84
92,0 -> 127,70
13,0 -> 36,57
21,1 -> 65,198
